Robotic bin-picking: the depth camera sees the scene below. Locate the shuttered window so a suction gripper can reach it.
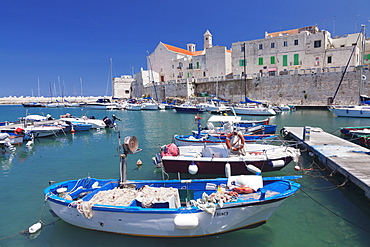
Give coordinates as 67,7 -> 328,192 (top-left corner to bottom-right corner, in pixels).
270,56 -> 275,64
294,54 -> 299,65
239,59 -> 247,66
283,55 -> 288,66
258,57 -> 263,65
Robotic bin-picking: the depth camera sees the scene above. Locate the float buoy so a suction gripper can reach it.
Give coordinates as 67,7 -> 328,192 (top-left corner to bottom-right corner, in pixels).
188,161 -> 198,175
28,222 -> 42,234
246,164 -> 261,175
225,162 -> 231,177
136,159 -> 143,166
294,165 -> 300,171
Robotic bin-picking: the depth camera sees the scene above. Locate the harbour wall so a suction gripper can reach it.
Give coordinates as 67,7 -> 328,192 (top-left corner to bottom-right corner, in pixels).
145,70 -> 370,106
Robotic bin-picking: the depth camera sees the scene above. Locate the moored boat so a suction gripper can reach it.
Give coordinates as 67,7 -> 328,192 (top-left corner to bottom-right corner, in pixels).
157,142 -> 300,175
42,134 -> 301,237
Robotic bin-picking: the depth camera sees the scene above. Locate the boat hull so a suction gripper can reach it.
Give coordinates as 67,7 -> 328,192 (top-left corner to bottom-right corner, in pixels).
45,177 -> 300,237
331,106 -> 370,118
161,156 -> 294,175
173,134 -> 277,146
47,198 -> 284,237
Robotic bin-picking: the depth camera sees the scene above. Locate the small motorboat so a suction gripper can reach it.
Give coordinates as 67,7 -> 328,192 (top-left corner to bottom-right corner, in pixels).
43,134 -> 301,237
157,142 -> 300,175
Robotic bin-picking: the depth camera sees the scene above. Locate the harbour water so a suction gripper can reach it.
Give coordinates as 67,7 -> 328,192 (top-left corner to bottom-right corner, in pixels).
0,105 -> 369,246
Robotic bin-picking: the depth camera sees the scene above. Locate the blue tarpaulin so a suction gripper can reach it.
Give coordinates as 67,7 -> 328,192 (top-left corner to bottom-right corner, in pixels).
240,97 -> 262,104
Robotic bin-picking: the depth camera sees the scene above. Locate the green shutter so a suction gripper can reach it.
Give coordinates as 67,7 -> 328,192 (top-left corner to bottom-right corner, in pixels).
196,62 -> 200,69
294,54 -> 299,65
283,55 -> 288,66
270,56 -> 275,64
187,73 -> 190,78
239,59 -> 247,66
258,57 -> 263,65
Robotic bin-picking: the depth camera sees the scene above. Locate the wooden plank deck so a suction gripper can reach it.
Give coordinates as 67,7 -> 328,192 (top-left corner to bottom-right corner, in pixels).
282,126 -> 370,199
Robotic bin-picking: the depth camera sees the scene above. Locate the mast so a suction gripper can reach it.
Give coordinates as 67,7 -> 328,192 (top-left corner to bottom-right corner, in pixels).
331,29 -> 363,103
360,25 -> 366,100
106,58 -> 113,97
147,52 -> 158,101
37,77 -> 40,97
243,43 -> 247,100
80,78 -> 83,97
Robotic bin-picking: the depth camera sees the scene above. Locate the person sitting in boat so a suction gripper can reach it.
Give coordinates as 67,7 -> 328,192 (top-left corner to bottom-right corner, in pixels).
0,132 -> 16,152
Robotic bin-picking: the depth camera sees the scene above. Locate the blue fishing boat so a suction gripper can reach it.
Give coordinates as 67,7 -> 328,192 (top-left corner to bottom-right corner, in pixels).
42,134 -> 301,237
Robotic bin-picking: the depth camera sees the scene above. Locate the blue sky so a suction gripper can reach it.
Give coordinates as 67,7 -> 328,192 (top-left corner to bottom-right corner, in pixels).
1,0 -> 369,97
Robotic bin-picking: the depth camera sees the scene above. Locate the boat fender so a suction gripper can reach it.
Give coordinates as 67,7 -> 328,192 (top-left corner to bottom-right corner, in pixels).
28,222 -> 42,234
188,161 -> 198,175
225,132 -> 245,151
246,164 -> 261,175
174,214 -> 199,229
268,160 -> 285,168
225,162 -> 231,178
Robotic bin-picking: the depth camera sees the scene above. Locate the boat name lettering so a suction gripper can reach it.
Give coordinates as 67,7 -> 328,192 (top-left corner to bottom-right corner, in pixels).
216,211 -> 228,217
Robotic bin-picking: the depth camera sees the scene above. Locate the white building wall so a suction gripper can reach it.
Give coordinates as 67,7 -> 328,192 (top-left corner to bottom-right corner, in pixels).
232,28 -> 366,78
112,75 -> 134,99
205,46 -> 232,78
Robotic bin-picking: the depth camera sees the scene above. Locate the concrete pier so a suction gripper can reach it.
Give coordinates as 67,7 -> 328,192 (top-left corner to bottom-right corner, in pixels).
282,126 -> 370,199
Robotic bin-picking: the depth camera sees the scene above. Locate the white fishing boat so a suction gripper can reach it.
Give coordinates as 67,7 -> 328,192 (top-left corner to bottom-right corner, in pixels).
42,135 -> 301,237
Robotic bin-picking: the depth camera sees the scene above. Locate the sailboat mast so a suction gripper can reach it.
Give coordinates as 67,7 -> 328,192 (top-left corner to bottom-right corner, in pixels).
37,76 -> 41,97
147,52 -> 158,101
360,25 -> 366,99
106,58 -> 112,97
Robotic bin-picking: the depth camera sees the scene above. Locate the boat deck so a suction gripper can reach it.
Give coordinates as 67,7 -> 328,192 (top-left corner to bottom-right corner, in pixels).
282,126 -> 370,199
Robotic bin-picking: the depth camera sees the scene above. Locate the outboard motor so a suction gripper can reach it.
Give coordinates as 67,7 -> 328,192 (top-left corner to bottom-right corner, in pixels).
103,117 -> 113,127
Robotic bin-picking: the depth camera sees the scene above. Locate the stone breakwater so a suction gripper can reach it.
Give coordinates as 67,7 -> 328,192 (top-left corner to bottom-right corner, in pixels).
0,96 -> 104,105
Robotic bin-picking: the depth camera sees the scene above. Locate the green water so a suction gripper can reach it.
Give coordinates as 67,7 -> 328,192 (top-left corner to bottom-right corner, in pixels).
0,105 -> 369,247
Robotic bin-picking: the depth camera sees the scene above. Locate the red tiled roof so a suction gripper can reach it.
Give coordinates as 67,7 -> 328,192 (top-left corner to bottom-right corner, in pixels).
163,43 -> 195,56
162,43 -> 232,56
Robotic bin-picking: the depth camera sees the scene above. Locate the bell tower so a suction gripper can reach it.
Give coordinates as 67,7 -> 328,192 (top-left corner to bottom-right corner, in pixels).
203,30 -> 212,49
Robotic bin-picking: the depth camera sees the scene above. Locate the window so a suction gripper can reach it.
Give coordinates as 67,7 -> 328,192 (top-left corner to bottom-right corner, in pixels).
241,45 -> 245,52
187,73 -> 191,78
294,54 -> 299,65
327,56 -> 332,64
258,57 -> 263,65
270,56 -> 275,65
271,42 -> 275,48
239,59 -> 247,66
283,55 -> 288,66
189,63 -> 193,69
283,41 -> 288,47
196,62 -> 200,69
259,44 -> 263,50
314,40 -> 321,48
294,39 -> 298,45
